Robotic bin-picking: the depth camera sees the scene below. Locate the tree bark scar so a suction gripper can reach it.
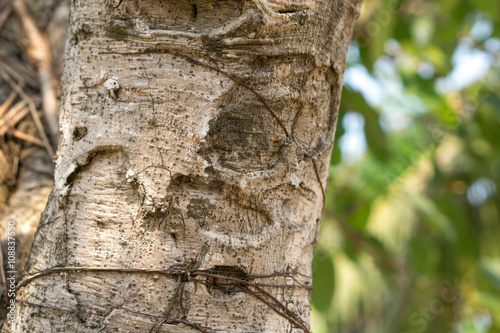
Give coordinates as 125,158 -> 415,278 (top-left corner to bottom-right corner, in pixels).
99,49 -> 327,200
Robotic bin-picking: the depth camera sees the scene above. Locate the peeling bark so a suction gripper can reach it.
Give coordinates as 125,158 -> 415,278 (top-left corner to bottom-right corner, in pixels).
6,0 -> 362,332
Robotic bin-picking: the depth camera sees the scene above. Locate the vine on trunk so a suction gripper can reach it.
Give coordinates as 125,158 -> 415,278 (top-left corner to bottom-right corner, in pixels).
16,265 -> 313,332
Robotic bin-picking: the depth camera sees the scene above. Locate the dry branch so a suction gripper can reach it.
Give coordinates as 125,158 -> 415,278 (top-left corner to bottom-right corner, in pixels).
10,0 -> 59,144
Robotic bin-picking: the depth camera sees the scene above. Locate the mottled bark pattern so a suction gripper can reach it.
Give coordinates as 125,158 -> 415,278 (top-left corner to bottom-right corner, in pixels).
8,0 -> 361,332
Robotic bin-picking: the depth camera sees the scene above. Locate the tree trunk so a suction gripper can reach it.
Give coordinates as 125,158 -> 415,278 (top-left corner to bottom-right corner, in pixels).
6,0 -> 361,331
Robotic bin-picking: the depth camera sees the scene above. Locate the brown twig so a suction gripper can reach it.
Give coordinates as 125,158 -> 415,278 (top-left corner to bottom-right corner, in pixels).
192,272 -> 313,290
10,0 -> 59,144
248,271 -> 312,279
148,319 -> 162,333
247,287 -> 310,333
200,277 -> 311,333
17,265 -> 313,331
0,102 -> 29,135
10,130 -> 45,147
0,57 -> 39,89
0,69 -> 54,158
17,266 -> 312,291
16,266 -> 178,290
303,151 -> 326,200
251,283 -> 311,332
0,91 -> 17,118
0,4 -> 11,31
193,278 -> 311,333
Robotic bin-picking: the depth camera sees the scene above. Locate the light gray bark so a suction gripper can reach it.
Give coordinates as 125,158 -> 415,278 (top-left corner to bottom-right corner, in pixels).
6,0 -> 361,332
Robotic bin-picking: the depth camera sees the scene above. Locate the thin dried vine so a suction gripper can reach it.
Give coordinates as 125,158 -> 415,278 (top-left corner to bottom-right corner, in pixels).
17,265 -> 313,332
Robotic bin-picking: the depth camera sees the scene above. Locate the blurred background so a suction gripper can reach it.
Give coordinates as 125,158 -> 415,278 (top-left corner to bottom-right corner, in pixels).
312,0 -> 500,332
0,0 -> 499,332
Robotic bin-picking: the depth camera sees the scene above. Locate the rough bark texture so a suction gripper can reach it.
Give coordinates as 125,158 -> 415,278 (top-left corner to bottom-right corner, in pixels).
7,0 -> 361,332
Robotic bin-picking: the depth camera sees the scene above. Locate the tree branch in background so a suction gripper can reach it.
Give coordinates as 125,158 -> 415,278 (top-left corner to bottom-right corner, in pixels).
10,0 -> 59,146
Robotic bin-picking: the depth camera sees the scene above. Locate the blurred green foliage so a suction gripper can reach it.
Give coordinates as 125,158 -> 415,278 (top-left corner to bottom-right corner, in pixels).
312,0 -> 500,332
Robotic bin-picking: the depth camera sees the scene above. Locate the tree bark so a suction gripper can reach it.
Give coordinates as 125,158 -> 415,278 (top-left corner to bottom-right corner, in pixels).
6,0 -> 361,332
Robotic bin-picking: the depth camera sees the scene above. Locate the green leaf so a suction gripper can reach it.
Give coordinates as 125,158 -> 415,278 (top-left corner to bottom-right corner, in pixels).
312,248 -> 335,313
